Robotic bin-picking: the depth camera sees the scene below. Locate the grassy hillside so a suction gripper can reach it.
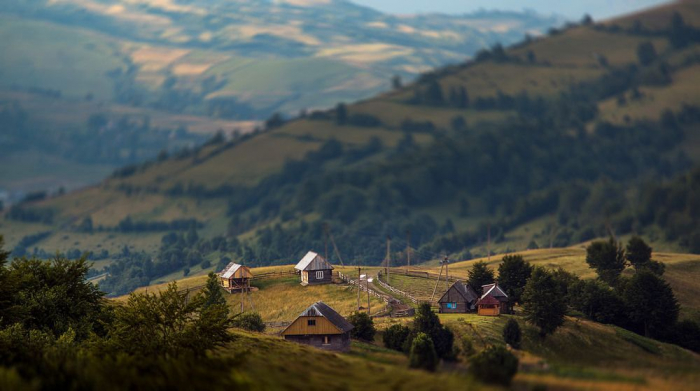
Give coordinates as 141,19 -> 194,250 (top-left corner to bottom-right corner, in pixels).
5,1 -> 700,295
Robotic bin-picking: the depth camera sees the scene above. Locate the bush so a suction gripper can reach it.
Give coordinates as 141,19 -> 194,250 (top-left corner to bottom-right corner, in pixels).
409,332 -> 438,371
347,312 -> 376,341
231,312 -> 265,332
503,319 -> 522,349
383,324 -> 410,351
461,336 -> 475,357
470,345 -> 519,385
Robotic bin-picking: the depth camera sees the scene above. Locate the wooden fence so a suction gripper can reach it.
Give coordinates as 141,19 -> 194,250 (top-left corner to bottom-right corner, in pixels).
251,270 -> 297,280
376,271 -> 420,304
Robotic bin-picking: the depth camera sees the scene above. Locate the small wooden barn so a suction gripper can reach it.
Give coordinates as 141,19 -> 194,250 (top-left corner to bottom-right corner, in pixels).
438,281 -> 478,313
476,283 -> 511,316
294,251 -> 334,285
281,301 -> 354,352
218,262 -> 253,293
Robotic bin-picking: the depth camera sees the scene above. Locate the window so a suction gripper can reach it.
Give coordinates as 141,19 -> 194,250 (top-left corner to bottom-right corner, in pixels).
307,319 -> 316,326
323,336 -> 330,345
316,271 -> 324,279
446,303 -> 457,309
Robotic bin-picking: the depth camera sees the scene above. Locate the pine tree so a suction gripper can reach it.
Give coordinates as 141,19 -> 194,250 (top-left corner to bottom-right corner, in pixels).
522,267 -> 566,337
202,272 -> 227,314
409,332 -> 438,371
497,255 -> 532,304
468,261 -> 495,294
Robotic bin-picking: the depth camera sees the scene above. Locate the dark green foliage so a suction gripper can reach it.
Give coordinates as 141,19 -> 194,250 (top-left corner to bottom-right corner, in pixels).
470,345 -> 518,386
522,267 -> 567,337
502,318 -> 522,349
623,270 -> 679,338
666,320 -> 700,353
408,332 -> 438,371
335,103 -> 347,125
383,324 -> 410,351
568,279 -> 626,325
347,312 -> 376,341
497,255 -> 532,303
626,236 -> 664,276
586,238 -> 627,286
202,273 -> 227,312
636,41 -> 657,66
231,312 -> 265,333
468,261 -> 495,295
412,303 -> 454,360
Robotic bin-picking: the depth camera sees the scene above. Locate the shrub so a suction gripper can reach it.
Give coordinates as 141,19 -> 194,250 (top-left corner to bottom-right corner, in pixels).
503,319 -> 522,349
409,332 -> 438,371
461,336 -> 475,357
470,345 -> 519,385
383,324 -> 410,351
347,312 -> 376,341
231,312 -> 265,332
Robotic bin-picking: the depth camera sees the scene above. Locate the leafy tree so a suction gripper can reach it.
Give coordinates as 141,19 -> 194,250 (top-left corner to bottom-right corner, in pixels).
636,41 -> 657,66
626,236 -> 665,276
231,312 -> 265,332
568,279 -> 626,325
409,332 -> 438,371
347,312 -> 376,341
667,320 -> 700,353
623,270 -> 679,338
186,226 -> 199,246
502,318 -> 522,349
470,345 -> 518,385
105,283 -> 234,357
468,261 -> 495,294
586,238 -> 627,286
383,324 -> 410,351
497,255 -> 532,303
522,267 -> 567,337
412,303 -> 454,359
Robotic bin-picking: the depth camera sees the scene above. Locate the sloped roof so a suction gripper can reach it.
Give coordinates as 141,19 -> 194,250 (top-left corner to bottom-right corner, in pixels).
477,294 -> 501,306
219,262 -> 243,279
297,301 -> 354,333
438,281 -> 478,303
294,251 -> 334,271
481,283 -> 508,299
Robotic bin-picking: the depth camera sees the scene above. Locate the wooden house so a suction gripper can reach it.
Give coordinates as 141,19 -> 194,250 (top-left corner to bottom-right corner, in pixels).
294,251 -> 334,285
476,283 -> 511,316
218,262 -> 253,293
438,281 -> 478,313
281,301 -> 354,352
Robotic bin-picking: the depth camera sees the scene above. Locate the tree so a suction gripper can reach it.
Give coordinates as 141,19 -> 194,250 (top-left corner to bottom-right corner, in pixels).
391,75 -> 402,90
626,236 -> 665,276
424,80 -> 444,106
231,312 -> 265,332
585,238 -> 627,286
383,324 -> 410,351
502,318 -> 522,349
186,226 -> 199,246
409,332 -> 438,371
470,345 -> 518,385
522,267 -> 567,337
347,312 -> 376,341
623,270 -> 679,338
412,303 -> 454,359
497,255 -> 532,304
335,103 -> 347,125
636,41 -> 657,66
568,279 -> 626,325
201,272 -> 227,313
468,261 -> 495,295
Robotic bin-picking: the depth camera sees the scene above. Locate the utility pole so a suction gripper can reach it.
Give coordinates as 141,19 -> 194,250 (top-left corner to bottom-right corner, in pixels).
487,223 -> 491,263
367,277 -> 371,315
323,223 -> 329,262
329,229 -> 345,266
357,266 -> 362,311
406,230 -> 411,273
430,259 -> 445,302
444,256 -> 449,291
385,236 -> 391,283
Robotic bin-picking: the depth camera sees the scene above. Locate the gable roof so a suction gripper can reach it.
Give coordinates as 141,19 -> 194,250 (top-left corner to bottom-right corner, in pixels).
287,301 -> 354,334
477,294 -> 501,306
294,251 -> 334,271
481,283 -> 508,299
438,281 -> 478,303
219,262 -> 248,279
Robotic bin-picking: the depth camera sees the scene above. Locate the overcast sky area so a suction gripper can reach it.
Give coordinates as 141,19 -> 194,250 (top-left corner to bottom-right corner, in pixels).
351,0 -> 670,20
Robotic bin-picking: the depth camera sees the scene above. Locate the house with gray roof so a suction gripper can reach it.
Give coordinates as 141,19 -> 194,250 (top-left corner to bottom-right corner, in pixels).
281,301 -> 354,351
438,281 -> 479,313
294,251 -> 334,285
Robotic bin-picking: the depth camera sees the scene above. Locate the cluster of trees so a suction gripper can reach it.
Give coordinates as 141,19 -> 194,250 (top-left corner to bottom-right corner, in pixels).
0,236 -> 245,389
116,216 -> 203,233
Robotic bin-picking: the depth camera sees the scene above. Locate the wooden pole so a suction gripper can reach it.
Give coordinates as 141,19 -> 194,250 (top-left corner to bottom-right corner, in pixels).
430,261 -> 444,302
445,257 -> 449,292
367,277 -> 371,315
385,236 -> 391,283
329,229 -> 345,266
357,266 -> 361,311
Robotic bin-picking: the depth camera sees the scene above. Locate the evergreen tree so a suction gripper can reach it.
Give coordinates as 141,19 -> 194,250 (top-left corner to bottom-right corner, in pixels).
383,324 -> 410,351
502,318 -> 522,349
623,270 -> 679,338
522,267 -> 566,337
585,238 -> 627,286
412,303 -> 454,359
347,312 -> 376,341
497,255 -> 532,304
409,332 -> 438,371
468,261 -> 495,294
202,272 -> 227,312
470,345 -> 518,385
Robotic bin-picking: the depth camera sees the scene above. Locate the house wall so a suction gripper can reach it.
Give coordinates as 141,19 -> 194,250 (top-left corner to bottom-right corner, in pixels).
282,316 -> 342,336
304,269 -> 333,284
438,286 -> 473,313
284,332 -> 351,352
439,302 -> 469,313
478,305 -> 500,316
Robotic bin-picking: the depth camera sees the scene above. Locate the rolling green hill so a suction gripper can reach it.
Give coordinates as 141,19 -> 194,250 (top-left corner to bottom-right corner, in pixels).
5,1 -> 700,296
